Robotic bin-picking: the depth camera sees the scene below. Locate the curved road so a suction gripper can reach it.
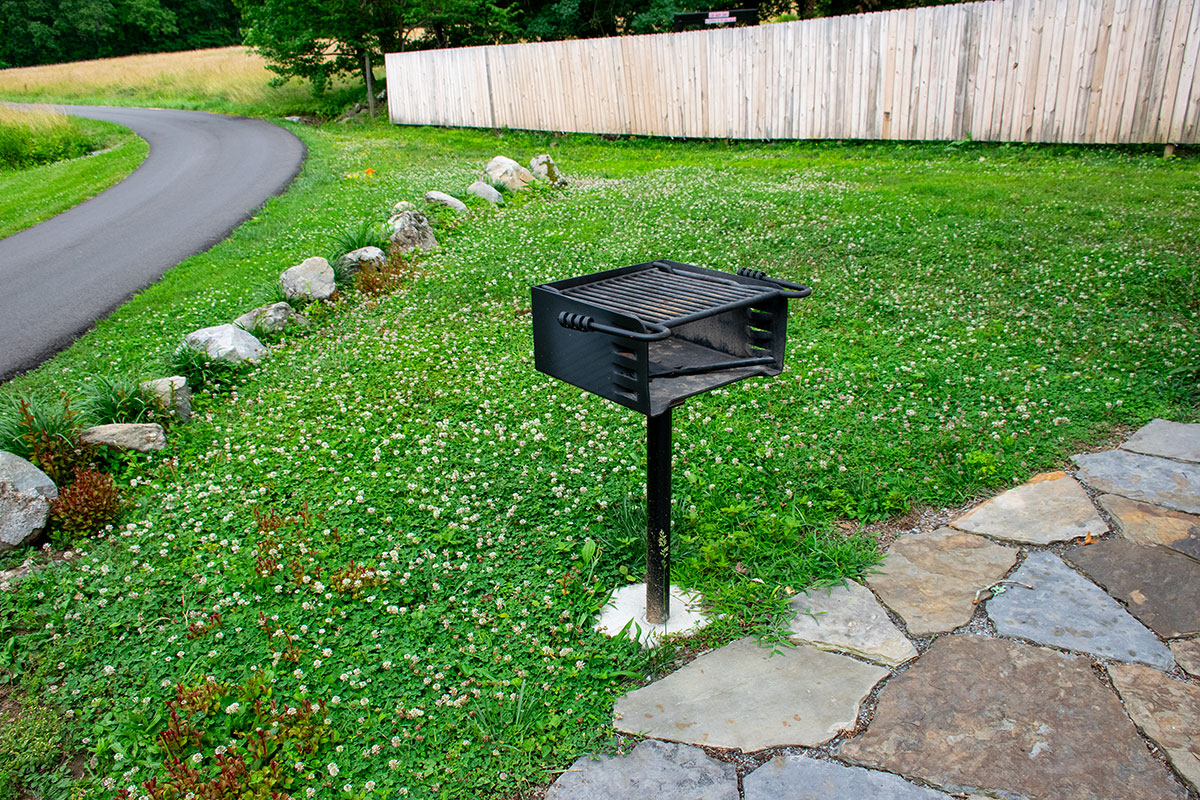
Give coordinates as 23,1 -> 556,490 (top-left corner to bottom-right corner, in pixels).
0,106 -> 306,381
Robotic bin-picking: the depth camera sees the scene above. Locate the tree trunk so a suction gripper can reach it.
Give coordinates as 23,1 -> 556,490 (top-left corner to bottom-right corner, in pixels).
364,50 -> 376,116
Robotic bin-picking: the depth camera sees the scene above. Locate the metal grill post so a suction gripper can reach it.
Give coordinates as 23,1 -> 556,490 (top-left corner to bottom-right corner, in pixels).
646,409 -> 672,624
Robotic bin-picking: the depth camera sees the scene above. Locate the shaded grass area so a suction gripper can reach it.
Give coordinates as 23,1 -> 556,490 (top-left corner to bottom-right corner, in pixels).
0,46 -> 368,118
0,123 -> 1197,800
0,118 -> 145,239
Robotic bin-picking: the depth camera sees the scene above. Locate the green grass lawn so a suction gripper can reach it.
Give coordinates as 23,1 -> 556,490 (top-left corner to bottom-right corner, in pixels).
0,118 -> 146,239
1,122 -> 1197,800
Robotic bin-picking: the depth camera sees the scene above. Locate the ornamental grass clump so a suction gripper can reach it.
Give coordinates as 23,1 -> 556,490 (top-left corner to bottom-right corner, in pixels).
49,467 -> 122,538
80,375 -> 157,426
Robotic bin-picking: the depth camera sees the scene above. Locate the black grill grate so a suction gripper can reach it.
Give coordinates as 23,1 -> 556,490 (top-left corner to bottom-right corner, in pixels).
560,265 -> 774,326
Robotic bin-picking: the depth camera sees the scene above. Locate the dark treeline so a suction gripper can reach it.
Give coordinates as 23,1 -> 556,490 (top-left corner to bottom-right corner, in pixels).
0,0 -> 240,68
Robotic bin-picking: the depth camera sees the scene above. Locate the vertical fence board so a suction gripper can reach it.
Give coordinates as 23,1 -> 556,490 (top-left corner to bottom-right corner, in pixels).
385,0 -> 1200,144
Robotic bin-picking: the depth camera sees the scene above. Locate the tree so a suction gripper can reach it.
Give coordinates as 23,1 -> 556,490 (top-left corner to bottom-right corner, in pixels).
0,0 -> 239,69
237,0 -> 516,110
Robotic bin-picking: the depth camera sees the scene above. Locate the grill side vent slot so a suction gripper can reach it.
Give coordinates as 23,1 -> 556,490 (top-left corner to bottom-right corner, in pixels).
612,346 -> 641,403
747,308 -> 774,353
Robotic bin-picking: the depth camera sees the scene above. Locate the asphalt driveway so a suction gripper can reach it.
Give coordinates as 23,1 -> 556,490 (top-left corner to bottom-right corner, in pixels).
0,105 -> 306,381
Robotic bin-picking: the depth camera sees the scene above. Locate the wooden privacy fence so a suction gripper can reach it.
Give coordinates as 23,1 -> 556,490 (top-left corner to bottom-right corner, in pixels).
385,0 -> 1200,144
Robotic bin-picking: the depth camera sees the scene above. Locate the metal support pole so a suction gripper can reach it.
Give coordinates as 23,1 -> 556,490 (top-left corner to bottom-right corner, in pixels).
646,409 -> 672,624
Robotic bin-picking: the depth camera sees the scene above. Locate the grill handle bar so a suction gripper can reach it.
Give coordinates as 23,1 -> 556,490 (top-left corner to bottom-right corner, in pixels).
557,311 -> 672,342
737,268 -> 813,299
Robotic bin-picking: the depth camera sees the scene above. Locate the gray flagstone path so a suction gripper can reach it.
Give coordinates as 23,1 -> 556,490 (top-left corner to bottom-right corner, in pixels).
546,419 -> 1200,799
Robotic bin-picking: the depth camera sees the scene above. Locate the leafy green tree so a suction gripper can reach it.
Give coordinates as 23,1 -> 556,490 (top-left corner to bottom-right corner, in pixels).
237,0 -> 516,109
0,0 -> 239,68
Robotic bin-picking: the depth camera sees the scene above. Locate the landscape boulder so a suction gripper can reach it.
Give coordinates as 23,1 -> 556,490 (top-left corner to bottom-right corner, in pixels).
388,211 -> 438,254
281,256 -> 336,301
466,181 -> 503,205
336,246 -> 386,276
0,451 -> 57,552
184,324 -> 268,363
82,423 -> 167,453
391,200 -> 416,214
484,156 -> 534,192
140,376 -> 192,422
234,302 -> 308,335
530,154 -> 565,184
425,191 -> 468,214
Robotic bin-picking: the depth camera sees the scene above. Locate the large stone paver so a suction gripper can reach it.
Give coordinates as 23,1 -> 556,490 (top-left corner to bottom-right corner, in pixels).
949,471 -> 1107,545
1063,536 -> 1200,639
1073,449 -> 1200,515
866,527 -> 1017,637
986,551 -> 1174,669
613,637 -> 887,751
1122,419 -> 1200,464
743,755 -> 954,800
1099,494 -> 1200,563
545,739 -> 737,800
1170,637 -> 1200,677
838,635 -> 1185,800
787,581 -> 917,666
1109,664 -> 1200,792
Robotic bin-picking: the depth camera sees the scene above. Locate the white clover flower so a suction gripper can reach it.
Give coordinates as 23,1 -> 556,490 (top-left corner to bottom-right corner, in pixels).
225,702 -> 241,714
327,762 -> 339,777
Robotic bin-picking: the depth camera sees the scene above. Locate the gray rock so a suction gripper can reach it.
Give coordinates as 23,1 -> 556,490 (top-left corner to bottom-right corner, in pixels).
140,376 -> 191,422
484,155 -> 534,192
280,256 -> 336,301
424,190 -> 467,213
839,635 -> 1185,800
1098,494 -> 1200,562
81,423 -> 166,453
391,200 -> 415,214
613,637 -> 887,751
530,153 -> 565,184
185,324 -> 268,364
1122,419 -> 1200,463
866,527 -> 1017,636
950,471 -> 1107,545
335,246 -> 386,276
466,181 -> 503,205
387,210 -> 437,254
787,581 -> 916,666
0,452 -> 57,552
1108,664 -> 1200,792
1063,536 -> 1200,638
1073,449 -> 1200,514
546,739 -> 737,800
986,551 -> 1174,669
743,755 -> 955,800
234,302 -> 306,335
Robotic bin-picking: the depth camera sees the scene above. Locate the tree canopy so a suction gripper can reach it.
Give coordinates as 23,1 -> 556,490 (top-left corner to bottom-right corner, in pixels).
0,0 -> 240,68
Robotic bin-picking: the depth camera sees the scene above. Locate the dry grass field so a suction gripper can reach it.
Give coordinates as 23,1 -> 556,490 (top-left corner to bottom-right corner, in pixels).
0,47 -> 361,117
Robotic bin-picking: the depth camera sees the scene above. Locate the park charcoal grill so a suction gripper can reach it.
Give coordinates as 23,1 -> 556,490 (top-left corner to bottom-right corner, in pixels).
532,260 -> 811,625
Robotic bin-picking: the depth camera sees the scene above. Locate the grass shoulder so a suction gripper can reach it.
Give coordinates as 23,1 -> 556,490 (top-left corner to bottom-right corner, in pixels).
0,119 -> 146,239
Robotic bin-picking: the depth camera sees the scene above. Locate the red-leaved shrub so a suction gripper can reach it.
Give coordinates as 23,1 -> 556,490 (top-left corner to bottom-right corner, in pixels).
51,468 -> 122,537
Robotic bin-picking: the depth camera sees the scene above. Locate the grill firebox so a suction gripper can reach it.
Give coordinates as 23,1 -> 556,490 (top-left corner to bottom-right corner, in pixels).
532,260 -> 811,624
